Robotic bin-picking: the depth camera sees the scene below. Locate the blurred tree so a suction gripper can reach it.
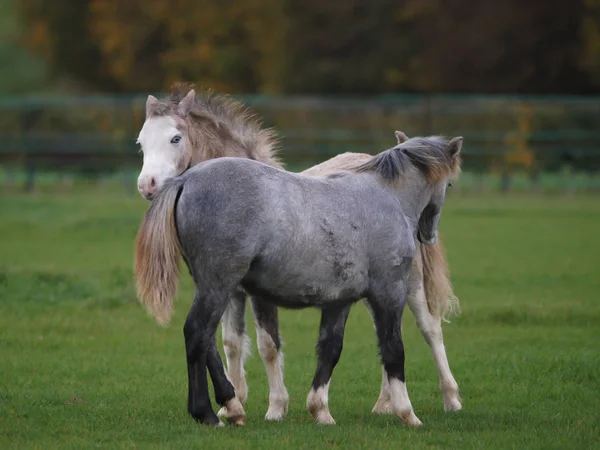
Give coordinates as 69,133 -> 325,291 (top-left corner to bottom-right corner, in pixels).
14,0 -> 600,94
283,0 -> 409,94
280,0 -> 596,94
17,0 -> 119,91
90,0 -> 286,93
17,0 -> 285,93
0,0 -> 50,94
389,0 -> 589,93
581,0 -> 600,87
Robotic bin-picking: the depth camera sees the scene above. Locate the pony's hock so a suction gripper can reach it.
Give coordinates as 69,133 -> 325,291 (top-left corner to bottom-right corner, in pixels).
135,95 -> 462,425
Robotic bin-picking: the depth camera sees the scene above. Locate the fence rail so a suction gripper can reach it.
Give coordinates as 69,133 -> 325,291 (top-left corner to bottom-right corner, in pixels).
1,94 -> 599,192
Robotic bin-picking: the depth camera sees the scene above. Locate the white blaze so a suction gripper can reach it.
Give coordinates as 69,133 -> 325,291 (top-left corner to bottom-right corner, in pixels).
137,115 -> 187,197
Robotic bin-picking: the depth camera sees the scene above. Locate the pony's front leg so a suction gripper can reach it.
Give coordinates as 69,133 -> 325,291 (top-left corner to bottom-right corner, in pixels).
306,305 -> 351,425
368,282 -> 422,426
406,270 -> 461,412
220,290 -> 250,406
250,297 -> 289,421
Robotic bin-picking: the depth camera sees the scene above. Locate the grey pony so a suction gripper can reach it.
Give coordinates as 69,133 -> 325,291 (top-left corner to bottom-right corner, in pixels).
134,135 -> 462,426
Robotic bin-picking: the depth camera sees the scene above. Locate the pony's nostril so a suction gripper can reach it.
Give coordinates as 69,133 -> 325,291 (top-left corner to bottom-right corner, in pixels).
150,177 -> 156,188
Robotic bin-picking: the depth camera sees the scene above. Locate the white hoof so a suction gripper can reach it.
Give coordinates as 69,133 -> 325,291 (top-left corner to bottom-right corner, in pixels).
265,406 -> 287,421
444,394 -> 462,412
219,398 -> 247,426
371,398 -> 394,415
265,394 -> 289,421
398,410 -> 423,426
314,411 -> 336,425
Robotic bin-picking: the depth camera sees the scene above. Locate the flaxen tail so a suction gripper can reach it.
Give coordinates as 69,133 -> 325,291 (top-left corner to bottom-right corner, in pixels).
421,238 -> 460,322
134,179 -> 185,326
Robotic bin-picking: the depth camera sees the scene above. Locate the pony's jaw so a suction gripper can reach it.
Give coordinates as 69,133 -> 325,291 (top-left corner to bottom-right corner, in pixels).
417,229 -> 438,245
137,115 -> 189,199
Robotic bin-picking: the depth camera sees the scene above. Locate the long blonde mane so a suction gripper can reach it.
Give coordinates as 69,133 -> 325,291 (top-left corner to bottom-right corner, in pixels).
147,82 -> 282,169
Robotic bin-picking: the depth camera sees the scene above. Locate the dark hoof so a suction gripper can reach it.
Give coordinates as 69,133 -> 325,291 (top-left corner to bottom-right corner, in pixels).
190,409 -> 222,426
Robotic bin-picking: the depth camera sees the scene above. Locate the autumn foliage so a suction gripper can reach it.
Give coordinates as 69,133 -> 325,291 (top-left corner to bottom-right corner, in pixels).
16,0 -> 600,94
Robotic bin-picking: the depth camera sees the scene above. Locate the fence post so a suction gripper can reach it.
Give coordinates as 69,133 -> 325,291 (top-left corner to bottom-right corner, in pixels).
21,109 -> 41,193
530,162 -> 540,193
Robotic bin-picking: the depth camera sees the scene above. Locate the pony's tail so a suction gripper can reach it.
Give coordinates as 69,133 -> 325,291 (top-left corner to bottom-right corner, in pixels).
134,179 -> 185,326
421,238 -> 460,322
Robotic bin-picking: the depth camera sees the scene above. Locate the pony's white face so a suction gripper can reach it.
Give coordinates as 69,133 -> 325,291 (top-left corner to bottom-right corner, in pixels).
137,115 -> 191,199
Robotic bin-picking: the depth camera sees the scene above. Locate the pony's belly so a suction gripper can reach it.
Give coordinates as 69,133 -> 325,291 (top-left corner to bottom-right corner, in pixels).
240,266 -> 367,309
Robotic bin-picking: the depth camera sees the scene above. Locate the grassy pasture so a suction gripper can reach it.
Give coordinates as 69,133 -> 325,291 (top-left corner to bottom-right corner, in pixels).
0,188 -> 599,449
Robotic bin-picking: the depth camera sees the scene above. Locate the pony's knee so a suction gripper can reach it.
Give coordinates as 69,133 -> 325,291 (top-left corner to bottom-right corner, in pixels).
223,334 -> 249,361
223,336 -> 241,357
257,328 -> 280,364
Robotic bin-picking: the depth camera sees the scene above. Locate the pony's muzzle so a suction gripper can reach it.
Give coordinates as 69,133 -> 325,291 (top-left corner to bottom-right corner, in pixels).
138,176 -> 157,200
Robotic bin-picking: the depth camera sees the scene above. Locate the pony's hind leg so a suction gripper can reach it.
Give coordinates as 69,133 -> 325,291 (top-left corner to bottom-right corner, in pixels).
306,305 -> 351,425
207,341 -> 247,425
250,297 -> 289,421
185,289 -> 246,426
220,290 -> 250,405
406,268 -> 461,412
368,281 -> 422,426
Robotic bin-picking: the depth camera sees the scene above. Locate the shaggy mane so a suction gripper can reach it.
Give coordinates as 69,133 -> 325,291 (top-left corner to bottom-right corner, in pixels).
354,136 -> 461,182
148,82 -> 280,166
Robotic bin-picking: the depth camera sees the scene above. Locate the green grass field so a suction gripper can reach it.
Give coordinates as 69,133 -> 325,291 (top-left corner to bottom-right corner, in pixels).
1,188 -> 599,449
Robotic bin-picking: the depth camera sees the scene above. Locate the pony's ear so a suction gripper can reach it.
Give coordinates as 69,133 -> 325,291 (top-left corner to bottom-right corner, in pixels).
178,89 -> 195,117
448,137 -> 463,157
395,130 -> 409,144
146,95 -> 159,118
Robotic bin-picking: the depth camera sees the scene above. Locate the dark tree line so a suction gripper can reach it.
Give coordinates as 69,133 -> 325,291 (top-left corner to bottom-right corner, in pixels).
17,0 -> 600,94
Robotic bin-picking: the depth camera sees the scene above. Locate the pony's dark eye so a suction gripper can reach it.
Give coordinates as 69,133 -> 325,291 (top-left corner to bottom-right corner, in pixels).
448,182 -> 453,188
171,135 -> 182,144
